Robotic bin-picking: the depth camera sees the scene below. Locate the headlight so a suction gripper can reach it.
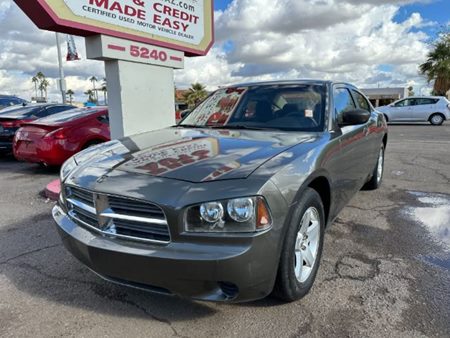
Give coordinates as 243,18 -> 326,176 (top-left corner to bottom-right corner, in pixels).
60,156 -> 77,182
185,196 -> 272,233
227,198 -> 254,223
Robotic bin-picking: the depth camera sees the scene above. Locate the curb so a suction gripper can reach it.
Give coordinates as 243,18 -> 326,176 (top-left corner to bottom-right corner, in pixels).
45,179 -> 61,201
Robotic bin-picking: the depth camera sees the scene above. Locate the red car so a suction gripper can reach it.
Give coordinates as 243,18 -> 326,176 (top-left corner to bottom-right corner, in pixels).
0,103 -> 75,153
13,107 -> 110,166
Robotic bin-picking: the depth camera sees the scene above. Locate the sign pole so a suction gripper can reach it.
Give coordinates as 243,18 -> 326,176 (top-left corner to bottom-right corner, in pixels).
55,32 -> 67,104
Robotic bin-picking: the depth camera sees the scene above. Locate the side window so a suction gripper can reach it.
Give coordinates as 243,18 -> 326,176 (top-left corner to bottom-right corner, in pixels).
334,88 -> 356,119
394,99 -> 406,107
416,98 -> 438,105
351,90 -> 371,112
97,114 -> 109,125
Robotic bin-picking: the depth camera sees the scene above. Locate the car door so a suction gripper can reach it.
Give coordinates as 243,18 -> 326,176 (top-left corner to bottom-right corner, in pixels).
331,86 -> 372,211
411,98 -> 436,121
388,99 -> 414,121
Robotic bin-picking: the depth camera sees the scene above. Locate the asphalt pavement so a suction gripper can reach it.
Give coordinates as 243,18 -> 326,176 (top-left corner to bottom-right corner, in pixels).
0,123 -> 449,337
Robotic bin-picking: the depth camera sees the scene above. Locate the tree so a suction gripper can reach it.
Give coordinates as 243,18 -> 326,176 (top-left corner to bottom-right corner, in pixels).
89,76 -> 98,101
66,89 -> 75,104
38,79 -> 50,101
31,76 -> 39,99
101,78 -> 107,105
419,33 -> 450,96
407,86 -> 414,97
32,72 -> 48,101
183,83 -> 208,108
84,89 -> 96,103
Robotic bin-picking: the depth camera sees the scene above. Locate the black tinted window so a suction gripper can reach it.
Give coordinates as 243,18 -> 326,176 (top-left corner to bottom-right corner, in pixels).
351,90 -> 370,112
37,105 -> 74,117
394,99 -> 414,107
334,88 -> 356,117
416,98 -> 439,105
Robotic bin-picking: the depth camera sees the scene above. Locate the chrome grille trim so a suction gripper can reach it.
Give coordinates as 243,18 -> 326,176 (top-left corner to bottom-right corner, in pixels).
64,185 -> 171,244
99,211 -> 168,225
67,197 -> 96,214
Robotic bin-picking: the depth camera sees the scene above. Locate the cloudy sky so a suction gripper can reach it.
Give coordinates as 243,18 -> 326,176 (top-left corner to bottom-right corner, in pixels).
0,0 -> 448,102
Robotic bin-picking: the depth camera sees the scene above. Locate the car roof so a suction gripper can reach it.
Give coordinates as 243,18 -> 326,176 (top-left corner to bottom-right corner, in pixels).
223,79 -> 357,88
0,103 -> 72,116
34,106 -> 108,124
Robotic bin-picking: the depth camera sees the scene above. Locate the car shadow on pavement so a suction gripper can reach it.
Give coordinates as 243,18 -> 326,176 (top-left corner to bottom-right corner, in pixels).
0,154 -> 59,176
0,210 -> 218,323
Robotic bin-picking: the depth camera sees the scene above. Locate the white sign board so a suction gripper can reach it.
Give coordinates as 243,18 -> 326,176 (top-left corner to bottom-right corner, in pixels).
65,0 -> 205,44
86,35 -> 184,68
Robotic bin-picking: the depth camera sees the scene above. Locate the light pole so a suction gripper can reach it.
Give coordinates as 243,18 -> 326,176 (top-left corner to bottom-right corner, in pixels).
55,32 -> 67,104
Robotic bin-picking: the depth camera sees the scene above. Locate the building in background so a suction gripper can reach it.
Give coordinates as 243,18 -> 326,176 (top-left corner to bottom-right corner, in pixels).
361,87 -> 408,107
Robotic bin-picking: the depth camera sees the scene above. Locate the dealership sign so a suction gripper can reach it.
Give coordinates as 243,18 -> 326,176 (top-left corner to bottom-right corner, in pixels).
14,0 -> 214,56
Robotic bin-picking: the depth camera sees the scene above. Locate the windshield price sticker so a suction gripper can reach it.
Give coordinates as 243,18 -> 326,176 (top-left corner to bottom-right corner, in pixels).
191,88 -> 247,126
65,0 -> 205,44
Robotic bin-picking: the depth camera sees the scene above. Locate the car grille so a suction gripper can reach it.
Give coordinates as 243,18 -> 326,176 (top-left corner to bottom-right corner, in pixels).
64,185 -> 170,244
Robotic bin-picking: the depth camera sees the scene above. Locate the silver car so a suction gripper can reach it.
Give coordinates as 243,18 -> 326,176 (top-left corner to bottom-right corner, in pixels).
377,96 -> 450,125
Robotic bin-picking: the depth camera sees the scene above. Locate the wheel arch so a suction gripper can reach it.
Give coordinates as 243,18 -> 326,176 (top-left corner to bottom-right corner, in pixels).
428,112 -> 446,121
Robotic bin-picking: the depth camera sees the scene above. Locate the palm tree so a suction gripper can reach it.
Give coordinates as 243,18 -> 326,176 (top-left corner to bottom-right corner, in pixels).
84,89 -> 96,103
38,79 -> 50,101
101,78 -> 107,105
419,33 -> 450,96
183,83 -> 208,108
66,89 -> 75,104
89,76 -> 98,101
31,76 -> 39,99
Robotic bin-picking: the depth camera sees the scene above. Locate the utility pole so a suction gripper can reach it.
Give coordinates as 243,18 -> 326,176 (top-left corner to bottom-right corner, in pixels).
55,32 -> 67,104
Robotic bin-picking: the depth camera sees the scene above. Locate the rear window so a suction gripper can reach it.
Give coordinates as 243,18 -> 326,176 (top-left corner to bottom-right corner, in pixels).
36,108 -> 104,123
0,105 -> 43,117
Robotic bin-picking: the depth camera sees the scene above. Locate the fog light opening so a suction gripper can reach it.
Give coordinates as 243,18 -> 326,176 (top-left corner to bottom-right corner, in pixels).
218,281 -> 239,299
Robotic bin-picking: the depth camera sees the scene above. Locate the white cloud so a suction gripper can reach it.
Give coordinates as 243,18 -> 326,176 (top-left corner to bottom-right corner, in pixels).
0,0 -> 436,100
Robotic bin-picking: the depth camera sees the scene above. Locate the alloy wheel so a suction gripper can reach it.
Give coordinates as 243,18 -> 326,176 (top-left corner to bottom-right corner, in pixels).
294,207 -> 320,283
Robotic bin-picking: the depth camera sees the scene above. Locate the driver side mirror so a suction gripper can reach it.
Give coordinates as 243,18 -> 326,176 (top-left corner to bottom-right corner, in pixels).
339,109 -> 370,127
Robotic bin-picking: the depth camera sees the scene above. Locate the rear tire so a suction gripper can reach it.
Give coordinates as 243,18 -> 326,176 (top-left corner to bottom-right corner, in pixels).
429,113 -> 444,126
363,144 -> 385,190
273,188 -> 325,302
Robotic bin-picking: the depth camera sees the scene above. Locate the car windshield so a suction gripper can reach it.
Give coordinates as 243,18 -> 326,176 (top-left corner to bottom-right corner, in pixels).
180,84 -> 327,131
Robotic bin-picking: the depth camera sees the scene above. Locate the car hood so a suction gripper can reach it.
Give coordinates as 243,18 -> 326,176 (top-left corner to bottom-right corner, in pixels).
76,127 -> 319,183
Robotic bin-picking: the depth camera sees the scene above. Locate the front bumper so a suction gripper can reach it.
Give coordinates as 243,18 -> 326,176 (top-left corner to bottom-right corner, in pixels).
52,204 -> 279,302
0,141 -> 12,152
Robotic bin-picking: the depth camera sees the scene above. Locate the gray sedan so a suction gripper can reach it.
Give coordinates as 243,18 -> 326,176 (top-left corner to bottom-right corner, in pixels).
53,80 -> 388,302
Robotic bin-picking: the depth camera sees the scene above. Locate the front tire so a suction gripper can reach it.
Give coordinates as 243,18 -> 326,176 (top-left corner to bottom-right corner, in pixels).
429,113 -> 444,126
273,188 -> 325,302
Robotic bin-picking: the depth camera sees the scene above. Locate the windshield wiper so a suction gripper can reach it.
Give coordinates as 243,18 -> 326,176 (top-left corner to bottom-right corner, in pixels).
210,125 -> 280,131
173,124 -> 207,128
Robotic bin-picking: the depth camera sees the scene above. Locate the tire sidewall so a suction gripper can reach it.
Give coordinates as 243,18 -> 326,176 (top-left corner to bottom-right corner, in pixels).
278,188 -> 325,300
430,114 -> 444,125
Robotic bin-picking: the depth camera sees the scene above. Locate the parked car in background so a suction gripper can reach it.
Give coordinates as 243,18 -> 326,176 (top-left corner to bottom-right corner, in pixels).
53,80 -> 388,303
0,95 -> 27,110
14,107 -> 110,166
377,96 -> 450,125
0,103 -> 75,153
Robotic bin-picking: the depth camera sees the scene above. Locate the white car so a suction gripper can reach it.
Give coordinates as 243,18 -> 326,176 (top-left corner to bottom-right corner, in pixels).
377,96 -> 450,125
